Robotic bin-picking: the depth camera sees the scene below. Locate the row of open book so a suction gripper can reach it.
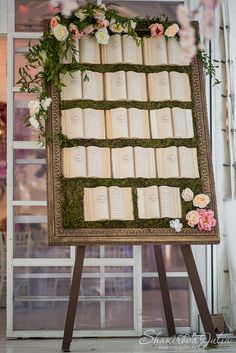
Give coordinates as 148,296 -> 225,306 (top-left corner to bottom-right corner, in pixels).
64,35 -> 187,66
62,107 -> 194,140
84,185 -> 182,221
60,70 -> 191,102
62,146 -> 199,179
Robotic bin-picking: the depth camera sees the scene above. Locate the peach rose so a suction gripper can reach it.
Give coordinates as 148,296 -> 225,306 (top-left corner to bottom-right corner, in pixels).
193,194 -> 210,208
197,209 -> 217,231
83,24 -> 95,35
164,23 -> 180,37
50,16 -> 60,29
186,210 -> 199,227
149,23 -> 164,37
93,8 -> 105,20
96,19 -> 109,29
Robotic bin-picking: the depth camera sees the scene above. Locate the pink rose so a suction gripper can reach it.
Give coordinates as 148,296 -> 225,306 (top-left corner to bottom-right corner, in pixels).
96,19 -> 109,29
149,23 -> 164,37
69,23 -> 80,38
82,24 -> 95,35
197,209 -> 217,231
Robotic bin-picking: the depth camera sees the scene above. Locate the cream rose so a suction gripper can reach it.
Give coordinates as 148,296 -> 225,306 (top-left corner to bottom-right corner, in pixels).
95,28 -> 109,45
29,116 -> 40,129
74,9 -> 87,21
181,188 -> 194,202
186,210 -> 200,227
52,24 -> 69,41
41,97 -> 52,110
164,23 -> 179,37
28,100 -> 40,116
193,194 -> 210,208
93,8 -> 105,20
109,18 -> 123,33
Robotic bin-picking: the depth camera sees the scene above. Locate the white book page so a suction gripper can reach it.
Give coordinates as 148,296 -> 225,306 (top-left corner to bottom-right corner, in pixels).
62,146 -> 87,178
101,34 -> 122,64
159,186 -> 182,218
170,72 -> 191,101
87,146 -> 111,178
109,186 -> 134,220
82,71 -> 104,100
148,72 -> 171,101
105,71 -> 127,101
134,147 -> 156,178
178,147 -> 199,178
128,109 -> 150,138
143,37 -> 167,65
60,71 -> 82,100
137,186 -> 160,219
156,146 -> 179,178
150,108 -> 173,138
83,109 -> 105,139
61,39 -> 80,64
84,187 -> 109,221
172,108 -> 194,138
61,108 -> 84,139
106,108 -> 129,138
79,36 -> 100,64
127,72 -> 147,101
122,35 -> 143,64
167,38 -> 186,66
112,147 -> 135,178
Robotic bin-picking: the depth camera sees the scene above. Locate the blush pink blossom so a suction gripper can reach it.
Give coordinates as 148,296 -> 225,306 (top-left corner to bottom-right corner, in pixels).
83,24 -> 95,35
69,23 -> 80,38
96,19 -> 109,29
197,209 -> 217,231
149,23 -> 164,37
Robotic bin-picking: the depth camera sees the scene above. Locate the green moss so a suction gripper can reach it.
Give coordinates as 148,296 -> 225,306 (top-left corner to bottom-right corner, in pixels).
59,62 -> 204,230
61,177 -> 202,229
62,63 -> 191,75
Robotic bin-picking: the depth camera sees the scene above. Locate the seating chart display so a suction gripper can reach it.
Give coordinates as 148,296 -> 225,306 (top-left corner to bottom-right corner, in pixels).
46,25 -> 219,245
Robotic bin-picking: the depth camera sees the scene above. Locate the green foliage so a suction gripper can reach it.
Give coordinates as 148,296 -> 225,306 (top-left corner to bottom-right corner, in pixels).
198,50 -> 220,86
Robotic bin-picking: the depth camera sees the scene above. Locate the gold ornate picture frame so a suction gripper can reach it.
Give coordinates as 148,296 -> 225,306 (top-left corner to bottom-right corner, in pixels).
46,22 -> 219,246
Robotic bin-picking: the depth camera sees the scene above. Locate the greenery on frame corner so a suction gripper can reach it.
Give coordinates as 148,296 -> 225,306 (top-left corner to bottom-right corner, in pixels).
17,1 -> 220,145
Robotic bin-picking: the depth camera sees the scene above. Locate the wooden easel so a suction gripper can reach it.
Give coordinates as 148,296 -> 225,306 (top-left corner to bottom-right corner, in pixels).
61,245 -> 216,352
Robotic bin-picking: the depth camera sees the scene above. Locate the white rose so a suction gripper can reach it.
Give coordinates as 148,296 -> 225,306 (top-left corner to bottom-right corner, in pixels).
181,188 -> 194,202
109,18 -> 123,33
74,8 -> 87,21
28,100 -> 40,116
169,219 -> 183,232
29,116 -> 40,129
41,97 -> 52,110
52,24 -> 69,41
95,28 -> 109,45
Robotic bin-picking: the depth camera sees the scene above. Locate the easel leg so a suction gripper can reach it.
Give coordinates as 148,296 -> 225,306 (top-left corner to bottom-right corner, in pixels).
62,246 -> 86,352
180,245 -> 217,343
153,245 -> 176,336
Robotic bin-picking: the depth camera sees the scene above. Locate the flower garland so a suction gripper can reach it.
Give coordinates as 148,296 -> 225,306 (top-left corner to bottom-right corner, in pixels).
17,2 -> 220,145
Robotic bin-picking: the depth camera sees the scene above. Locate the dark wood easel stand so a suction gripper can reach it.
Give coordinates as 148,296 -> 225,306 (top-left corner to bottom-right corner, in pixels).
61,245 -> 216,352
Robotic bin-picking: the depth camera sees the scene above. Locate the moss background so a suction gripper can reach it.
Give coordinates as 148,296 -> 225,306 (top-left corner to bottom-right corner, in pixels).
59,62 -> 202,229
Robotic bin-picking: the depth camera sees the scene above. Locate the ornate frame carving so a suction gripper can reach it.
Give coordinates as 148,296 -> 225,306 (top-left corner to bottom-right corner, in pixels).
46,24 -> 220,245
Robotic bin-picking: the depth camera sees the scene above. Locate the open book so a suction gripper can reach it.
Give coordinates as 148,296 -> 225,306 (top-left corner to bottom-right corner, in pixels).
79,36 -> 101,64
82,71 -> 104,100
112,146 -> 135,178
143,37 -> 188,66
148,71 -> 191,101
137,185 -> 182,219
61,108 -> 105,139
156,146 -> 199,178
150,108 -> 194,139
134,147 -> 156,178
122,35 -> 143,64
84,186 -> 134,221
62,146 -> 111,178
106,108 -> 150,139
60,71 -> 82,100
105,71 -> 147,101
